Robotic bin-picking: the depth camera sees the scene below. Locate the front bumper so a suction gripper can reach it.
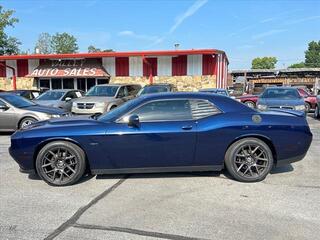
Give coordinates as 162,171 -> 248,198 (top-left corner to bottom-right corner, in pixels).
71,106 -> 105,115
276,153 -> 307,167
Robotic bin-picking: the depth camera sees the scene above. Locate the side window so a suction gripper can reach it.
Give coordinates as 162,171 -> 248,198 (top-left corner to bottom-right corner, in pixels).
190,100 -> 221,119
117,87 -> 129,98
127,85 -> 140,95
63,91 -> 77,100
0,99 -> 6,107
129,100 -> 192,122
75,91 -> 83,98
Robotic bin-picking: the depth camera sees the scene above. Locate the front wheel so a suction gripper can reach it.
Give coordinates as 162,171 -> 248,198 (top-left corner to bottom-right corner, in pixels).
36,141 -> 86,186
225,138 -> 273,182
19,117 -> 37,129
244,101 -> 255,108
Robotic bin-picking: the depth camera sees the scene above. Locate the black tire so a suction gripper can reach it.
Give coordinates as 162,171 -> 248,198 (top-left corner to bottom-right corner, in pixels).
315,105 -> 320,119
225,138 -> 273,182
36,141 -> 86,186
244,101 -> 255,108
109,105 -> 117,111
305,102 -> 311,113
19,117 -> 37,129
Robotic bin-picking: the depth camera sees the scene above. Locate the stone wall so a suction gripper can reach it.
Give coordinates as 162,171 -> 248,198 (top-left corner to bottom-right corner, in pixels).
0,77 -> 37,90
110,75 -> 217,91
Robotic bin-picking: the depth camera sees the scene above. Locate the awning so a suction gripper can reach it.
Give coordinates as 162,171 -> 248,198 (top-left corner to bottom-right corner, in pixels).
27,58 -> 110,78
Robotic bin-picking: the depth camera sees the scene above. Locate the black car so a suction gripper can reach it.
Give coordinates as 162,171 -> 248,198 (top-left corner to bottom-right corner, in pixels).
8,89 -> 41,100
137,84 -> 177,96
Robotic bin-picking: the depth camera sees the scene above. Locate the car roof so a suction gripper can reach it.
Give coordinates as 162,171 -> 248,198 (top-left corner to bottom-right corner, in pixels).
96,84 -> 139,87
200,88 -> 226,91
143,84 -> 172,87
44,89 -> 77,92
265,87 -> 298,90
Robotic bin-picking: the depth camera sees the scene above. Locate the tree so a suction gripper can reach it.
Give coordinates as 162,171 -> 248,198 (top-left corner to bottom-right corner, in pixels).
51,32 -> 78,53
0,5 -> 21,55
34,33 -> 52,54
251,57 -> 277,69
88,45 -> 113,53
305,40 -> 320,67
288,62 -> 305,68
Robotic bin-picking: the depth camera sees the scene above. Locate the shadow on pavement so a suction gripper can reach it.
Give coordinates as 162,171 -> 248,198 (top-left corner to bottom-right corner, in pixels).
270,164 -> 294,174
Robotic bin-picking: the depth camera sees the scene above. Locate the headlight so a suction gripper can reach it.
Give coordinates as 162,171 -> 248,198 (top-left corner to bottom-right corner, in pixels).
295,105 -> 306,111
257,104 -> 267,111
72,102 -> 77,107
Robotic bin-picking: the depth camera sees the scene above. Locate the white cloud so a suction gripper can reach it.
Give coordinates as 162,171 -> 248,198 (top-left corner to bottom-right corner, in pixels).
284,15 -> 320,25
169,0 -> 208,34
252,29 -> 287,40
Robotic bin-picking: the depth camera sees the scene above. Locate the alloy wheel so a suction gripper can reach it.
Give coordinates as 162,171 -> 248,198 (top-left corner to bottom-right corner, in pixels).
233,144 -> 270,178
41,147 -> 78,184
21,119 -> 35,128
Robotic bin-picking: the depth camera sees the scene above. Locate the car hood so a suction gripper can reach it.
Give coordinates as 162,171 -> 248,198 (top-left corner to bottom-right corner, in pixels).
24,105 -> 66,114
72,96 -> 115,103
237,95 -> 259,99
33,100 -> 59,107
259,98 -> 304,105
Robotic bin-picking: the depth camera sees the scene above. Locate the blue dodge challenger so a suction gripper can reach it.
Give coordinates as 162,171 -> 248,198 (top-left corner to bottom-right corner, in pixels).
9,92 -> 312,186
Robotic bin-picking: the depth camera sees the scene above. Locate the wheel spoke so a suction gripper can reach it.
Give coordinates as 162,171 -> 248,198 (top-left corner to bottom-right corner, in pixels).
237,163 -> 245,172
66,165 -> 76,174
42,162 -> 53,168
252,146 -> 259,154
52,170 -> 57,180
256,157 -> 268,161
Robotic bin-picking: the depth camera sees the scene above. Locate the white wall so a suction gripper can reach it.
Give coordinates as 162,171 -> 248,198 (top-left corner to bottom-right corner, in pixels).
187,55 -> 202,76
102,57 -> 115,76
129,57 -> 143,77
5,60 -> 17,78
28,59 -> 39,74
157,56 -> 172,76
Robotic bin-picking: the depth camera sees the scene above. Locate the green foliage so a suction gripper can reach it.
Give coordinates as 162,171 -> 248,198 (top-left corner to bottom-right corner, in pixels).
251,57 -> 277,69
35,33 -> 52,54
288,62 -> 305,68
51,32 -> 78,54
305,40 -> 320,67
88,45 -> 113,53
0,5 -> 21,55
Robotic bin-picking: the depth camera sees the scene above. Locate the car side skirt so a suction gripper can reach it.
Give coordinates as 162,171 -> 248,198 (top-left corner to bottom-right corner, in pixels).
91,165 -> 223,175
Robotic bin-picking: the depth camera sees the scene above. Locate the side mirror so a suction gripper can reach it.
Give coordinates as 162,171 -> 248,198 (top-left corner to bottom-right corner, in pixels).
128,114 -> 140,127
0,105 -> 9,111
65,97 -> 72,102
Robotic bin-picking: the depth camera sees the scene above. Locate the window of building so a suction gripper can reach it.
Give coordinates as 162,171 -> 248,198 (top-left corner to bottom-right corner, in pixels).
97,79 -> 108,85
17,59 -> 29,77
77,78 -> 86,92
52,79 -> 62,89
0,61 -> 6,77
87,78 -> 96,91
39,79 -> 50,89
62,78 -> 74,89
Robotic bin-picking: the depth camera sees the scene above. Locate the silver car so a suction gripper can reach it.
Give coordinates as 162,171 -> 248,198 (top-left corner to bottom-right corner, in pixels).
34,89 -> 84,112
0,93 -> 68,131
71,84 -> 141,115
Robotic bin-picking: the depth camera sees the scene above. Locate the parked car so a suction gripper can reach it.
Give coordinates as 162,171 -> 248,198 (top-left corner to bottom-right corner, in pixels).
199,88 -> 234,98
257,87 -> 306,113
296,88 -> 317,112
9,92 -> 312,186
236,94 -> 259,108
71,84 -> 141,115
314,95 -> 320,119
34,89 -> 84,112
8,89 -> 41,100
0,93 -> 68,131
137,84 -> 176,96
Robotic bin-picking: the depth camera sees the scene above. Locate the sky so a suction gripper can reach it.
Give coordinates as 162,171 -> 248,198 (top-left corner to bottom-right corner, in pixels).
2,0 -> 320,69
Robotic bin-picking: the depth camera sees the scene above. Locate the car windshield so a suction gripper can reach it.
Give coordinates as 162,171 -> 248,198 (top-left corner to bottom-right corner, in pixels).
0,94 -> 36,108
261,89 -> 300,99
138,86 -> 169,96
86,86 -> 119,97
98,98 -> 141,122
37,91 -> 65,100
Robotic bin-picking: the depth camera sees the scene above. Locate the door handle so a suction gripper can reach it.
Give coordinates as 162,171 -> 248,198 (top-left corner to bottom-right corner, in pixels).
182,125 -> 193,130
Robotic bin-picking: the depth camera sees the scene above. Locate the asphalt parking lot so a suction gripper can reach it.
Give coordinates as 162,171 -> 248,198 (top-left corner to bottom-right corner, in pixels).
0,115 -> 319,240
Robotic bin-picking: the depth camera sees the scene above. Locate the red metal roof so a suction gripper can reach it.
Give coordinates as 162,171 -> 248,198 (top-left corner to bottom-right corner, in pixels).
0,49 -> 227,62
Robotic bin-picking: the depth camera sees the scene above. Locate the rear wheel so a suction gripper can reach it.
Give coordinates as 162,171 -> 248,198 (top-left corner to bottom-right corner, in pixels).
19,117 -> 37,129
315,105 -> 320,119
244,101 -> 255,108
225,138 -> 273,182
36,141 -> 86,186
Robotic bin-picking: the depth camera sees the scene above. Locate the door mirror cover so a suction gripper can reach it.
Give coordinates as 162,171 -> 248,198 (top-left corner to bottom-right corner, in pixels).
128,114 -> 140,127
65,97 -> 72,102
0,105 -> 9,111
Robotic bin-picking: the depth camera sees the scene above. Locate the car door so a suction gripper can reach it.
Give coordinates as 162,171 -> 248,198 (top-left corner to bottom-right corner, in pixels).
60,91 -> 78,111
101,99 -> 197,169
0,99 -> 17,131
